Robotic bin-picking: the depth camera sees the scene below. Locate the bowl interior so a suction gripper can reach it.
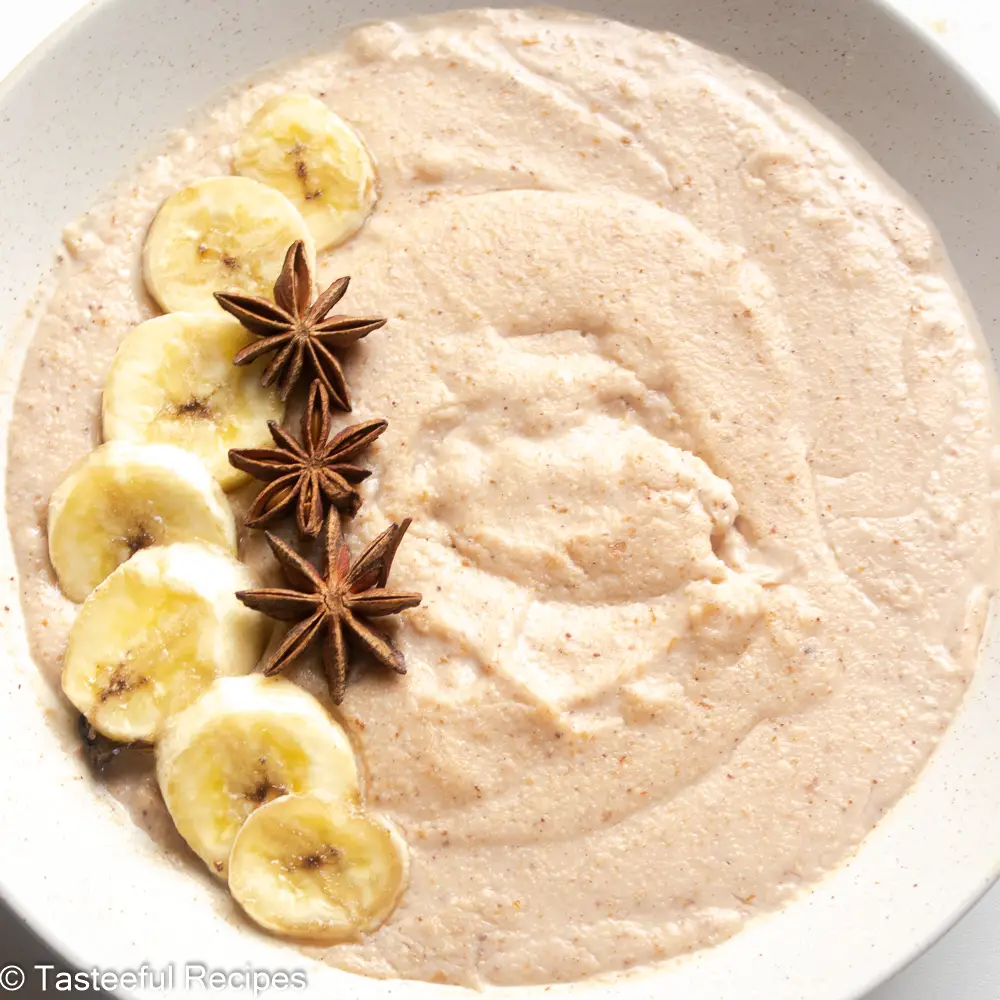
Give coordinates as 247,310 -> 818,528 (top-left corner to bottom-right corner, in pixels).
1,2 -> 999,998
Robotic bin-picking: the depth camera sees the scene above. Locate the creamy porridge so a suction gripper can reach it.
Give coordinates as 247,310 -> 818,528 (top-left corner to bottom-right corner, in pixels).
7,6 -> 999,987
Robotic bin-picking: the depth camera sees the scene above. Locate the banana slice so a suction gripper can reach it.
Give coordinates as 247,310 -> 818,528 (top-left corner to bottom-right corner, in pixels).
234,94 -> 378,251
143,176 -> 313,313
157,675 -> 360,877
48,441 -> 237,603
62,543 -> 267,743
102,313 -> 284,490
228,792 -> 407,941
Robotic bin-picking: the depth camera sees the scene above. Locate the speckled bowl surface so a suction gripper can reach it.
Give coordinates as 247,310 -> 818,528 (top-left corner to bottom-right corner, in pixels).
0,1 -> 998,998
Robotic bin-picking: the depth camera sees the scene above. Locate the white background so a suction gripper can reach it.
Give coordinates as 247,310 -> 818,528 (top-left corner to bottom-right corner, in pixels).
1,1 -> 998,997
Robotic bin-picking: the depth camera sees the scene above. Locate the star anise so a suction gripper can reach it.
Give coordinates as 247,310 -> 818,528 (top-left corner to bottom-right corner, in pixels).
229,378 -> 387,537
215,240 -> 387,408
237,514 -> 422,703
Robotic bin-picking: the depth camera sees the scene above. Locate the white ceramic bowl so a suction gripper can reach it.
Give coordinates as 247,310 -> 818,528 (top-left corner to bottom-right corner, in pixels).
1,2 -> 998,998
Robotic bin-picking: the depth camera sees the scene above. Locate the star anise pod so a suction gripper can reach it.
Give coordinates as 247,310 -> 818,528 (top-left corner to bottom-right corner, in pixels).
237,515 -> 422,703
229,379 -> 387,538
215,240 -> 387,408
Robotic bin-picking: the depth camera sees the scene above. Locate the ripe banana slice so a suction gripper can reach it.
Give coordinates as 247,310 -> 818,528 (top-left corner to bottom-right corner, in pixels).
48,441 -> 237,603
102,313 -> 284,490
156,675 -> 360,878
143,176 -> 313,313
234,94 -> 378,251
62,543 -> 267,743
228,792 -> 407,941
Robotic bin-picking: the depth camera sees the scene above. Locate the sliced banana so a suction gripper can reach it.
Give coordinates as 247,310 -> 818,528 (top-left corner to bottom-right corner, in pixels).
234,94 -> 378,251
48,441 -> 237,603
157,675 -> 360,878
62,543 -> 267,743
228,792 -> 407,941
102,313 -> 284,490
143,176 -> 314,313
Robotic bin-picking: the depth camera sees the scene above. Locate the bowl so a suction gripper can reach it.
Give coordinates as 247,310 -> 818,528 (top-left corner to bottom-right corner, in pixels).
1,1 -> 998,998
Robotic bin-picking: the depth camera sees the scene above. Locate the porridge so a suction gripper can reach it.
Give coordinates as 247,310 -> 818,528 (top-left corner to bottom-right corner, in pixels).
7,7 -> 998,988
